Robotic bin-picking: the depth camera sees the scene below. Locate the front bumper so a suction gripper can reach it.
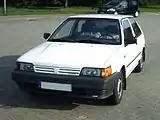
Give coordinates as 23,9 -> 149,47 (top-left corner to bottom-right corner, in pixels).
12,71 -> 121,99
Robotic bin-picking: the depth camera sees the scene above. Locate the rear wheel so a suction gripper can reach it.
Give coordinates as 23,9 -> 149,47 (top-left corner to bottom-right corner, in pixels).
109,72 -> 124,105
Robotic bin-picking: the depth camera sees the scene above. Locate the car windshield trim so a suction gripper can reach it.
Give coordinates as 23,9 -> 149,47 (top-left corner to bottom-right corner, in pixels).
48,38 -> 77,43
77,39 -> 119,45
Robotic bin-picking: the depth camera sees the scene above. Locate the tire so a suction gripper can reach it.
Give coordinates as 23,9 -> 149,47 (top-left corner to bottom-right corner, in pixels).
109,72 -> 124,105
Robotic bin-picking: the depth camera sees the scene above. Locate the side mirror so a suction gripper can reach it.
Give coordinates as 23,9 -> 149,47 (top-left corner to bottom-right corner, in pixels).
126,37 -> 137,44
124,27 -> 137,45
43,33 -> 50,40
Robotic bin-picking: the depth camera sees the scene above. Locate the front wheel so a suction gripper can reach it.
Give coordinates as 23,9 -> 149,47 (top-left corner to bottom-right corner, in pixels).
109,72 -> 124,105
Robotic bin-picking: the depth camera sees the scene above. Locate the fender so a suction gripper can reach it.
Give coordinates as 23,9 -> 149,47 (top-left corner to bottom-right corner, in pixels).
103,46 -> 125,73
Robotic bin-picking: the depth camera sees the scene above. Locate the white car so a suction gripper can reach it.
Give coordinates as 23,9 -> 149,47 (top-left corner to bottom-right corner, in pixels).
12,14 -> 146,105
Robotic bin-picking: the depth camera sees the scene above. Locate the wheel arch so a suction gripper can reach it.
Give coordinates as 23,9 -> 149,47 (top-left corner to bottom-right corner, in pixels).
120,65 -> 126,90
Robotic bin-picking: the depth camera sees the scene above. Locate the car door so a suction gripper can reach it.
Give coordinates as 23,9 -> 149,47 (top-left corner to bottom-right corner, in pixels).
128,17 -> 145,51
122,18 -> 139,77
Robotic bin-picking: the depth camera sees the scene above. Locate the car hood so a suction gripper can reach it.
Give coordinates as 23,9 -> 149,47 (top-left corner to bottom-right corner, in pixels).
18,42 -> 121,68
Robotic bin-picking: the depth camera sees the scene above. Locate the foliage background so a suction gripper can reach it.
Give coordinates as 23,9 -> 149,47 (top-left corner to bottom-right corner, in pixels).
0,0 -> 159,7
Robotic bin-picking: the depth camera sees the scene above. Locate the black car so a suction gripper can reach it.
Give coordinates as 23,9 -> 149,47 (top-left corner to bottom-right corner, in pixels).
97,0 -> 140,17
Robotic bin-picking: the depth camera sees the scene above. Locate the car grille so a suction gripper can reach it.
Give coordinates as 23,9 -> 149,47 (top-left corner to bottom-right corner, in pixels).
34,65 -> 81,76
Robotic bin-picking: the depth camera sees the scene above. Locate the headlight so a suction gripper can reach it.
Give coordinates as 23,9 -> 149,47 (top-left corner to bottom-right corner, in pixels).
15,62 -> 34,71
20,63 -> 34,71
81,68 -> 101,77
81,66 -> 112,77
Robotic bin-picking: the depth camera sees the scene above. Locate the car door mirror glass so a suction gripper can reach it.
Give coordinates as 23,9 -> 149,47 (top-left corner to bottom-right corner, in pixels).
126,37 -> 137,44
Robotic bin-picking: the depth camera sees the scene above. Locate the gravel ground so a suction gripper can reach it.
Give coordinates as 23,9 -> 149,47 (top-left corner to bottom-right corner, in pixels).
0,13 -> 160,120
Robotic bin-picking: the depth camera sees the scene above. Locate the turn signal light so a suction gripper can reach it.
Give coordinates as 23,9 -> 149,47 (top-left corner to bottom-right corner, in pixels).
101,66 -> 112,77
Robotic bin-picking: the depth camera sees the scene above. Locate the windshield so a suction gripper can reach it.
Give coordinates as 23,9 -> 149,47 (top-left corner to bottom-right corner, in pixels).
48,18 -> 121,45
111,0 -> 120,5
104,0 -> 120,5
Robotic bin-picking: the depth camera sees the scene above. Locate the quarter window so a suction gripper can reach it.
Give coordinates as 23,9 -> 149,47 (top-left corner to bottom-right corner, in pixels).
122,19 -> 132,43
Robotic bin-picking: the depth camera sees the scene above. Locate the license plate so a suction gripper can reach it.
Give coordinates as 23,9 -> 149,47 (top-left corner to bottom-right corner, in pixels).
39,81 -> 72,92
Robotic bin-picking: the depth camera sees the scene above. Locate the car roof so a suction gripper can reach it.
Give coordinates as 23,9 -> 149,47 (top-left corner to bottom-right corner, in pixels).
68,14 -> 133,20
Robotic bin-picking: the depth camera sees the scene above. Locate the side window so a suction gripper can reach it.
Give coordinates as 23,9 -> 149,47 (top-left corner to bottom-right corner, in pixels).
122,19 -> 134,44
129,18 -> 142,38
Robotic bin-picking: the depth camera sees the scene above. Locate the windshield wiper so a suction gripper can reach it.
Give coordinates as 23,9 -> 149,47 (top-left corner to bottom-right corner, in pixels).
77,39 -> 105,44
48,38 -> 77,43
77,39 -> 119,45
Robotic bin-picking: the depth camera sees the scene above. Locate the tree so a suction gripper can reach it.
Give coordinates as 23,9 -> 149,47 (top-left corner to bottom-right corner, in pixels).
6,0 -> 160,7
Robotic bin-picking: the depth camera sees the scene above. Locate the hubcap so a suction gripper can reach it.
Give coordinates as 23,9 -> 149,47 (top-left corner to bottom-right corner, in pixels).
114,12 -> 118,15
135,11 -> 139,17
117,78 -> 122,99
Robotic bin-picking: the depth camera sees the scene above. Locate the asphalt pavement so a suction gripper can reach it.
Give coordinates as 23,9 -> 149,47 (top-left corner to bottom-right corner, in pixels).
0,13 -> 160,120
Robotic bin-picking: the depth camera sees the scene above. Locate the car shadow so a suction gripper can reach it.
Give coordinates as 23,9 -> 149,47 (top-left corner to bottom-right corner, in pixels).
0,55 -> 114,110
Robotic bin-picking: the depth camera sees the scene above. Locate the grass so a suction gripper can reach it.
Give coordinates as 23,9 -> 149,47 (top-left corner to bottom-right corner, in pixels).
140,4 -> 160,12
141,4 -> 160,9
140,7 -> 160,12
0,7 -> 97,16
0,5 -> 160,16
